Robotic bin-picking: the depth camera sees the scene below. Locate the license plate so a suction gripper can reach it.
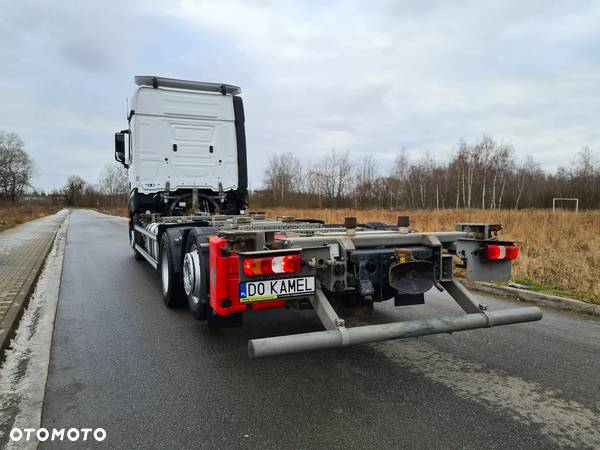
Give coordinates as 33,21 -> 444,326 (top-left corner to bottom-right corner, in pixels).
239,276 -> 316,303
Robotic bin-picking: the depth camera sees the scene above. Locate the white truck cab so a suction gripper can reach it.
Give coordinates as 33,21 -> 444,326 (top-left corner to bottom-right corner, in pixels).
115,76 -> 248,216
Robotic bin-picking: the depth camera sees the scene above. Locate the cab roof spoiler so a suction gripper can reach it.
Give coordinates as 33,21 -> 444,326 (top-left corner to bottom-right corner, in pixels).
134,76 -> 242,95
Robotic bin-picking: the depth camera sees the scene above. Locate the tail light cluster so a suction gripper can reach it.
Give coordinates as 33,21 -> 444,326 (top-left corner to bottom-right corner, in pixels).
243,254 -> 302,277
485,244 -> 519,261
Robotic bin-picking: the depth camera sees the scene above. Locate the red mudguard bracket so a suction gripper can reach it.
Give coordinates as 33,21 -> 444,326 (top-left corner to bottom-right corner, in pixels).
209,236 -> 287,316
209,236 -> 244,316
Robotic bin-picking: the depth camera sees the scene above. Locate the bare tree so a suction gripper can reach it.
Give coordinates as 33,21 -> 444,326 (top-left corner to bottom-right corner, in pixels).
310,150 -> 353,207
354,154 -> 378,207
63,175 -> 86,206
263,153 -> 302,205
0,132 -> 35,202
98,164 -> 128,206
572,146 -> 598,209
513,156 -> 539,209
389,148 -> 410,208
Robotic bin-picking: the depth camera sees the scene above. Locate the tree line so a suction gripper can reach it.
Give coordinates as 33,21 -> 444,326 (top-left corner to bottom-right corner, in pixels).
0,131 -> 128,206
2,130 -> 598,210
254,136 -> 600,210
59,165 -> 128,207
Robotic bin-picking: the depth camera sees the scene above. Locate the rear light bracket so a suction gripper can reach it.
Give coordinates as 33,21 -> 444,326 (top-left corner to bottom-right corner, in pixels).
455,238 -> 517,282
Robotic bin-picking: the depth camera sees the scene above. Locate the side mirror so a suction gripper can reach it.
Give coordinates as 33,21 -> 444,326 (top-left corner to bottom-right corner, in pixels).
114,130 -> 129,168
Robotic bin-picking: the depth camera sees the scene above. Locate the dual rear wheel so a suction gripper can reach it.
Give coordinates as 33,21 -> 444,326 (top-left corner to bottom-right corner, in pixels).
159,233 -> 186,308
181,229 -> 211,321
159,228 -> 242,328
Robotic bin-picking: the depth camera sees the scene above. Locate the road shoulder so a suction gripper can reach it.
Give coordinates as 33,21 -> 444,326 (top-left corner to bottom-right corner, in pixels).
467,280 -> 600,316
0,210 -> 69,359
0,215 -> 69,448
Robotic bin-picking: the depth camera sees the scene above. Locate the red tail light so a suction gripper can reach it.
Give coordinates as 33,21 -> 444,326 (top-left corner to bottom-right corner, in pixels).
243,254 -> 302,276
505,246 -> 519,260
485,244 -> 519,261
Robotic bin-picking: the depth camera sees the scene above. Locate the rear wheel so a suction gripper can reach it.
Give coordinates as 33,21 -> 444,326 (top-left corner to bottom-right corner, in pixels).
182,229 -> 211,321
182,228 -> 243,328
160,233 -> 185,308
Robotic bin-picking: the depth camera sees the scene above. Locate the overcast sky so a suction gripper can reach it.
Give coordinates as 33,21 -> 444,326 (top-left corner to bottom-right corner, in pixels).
1,0 -> 599,191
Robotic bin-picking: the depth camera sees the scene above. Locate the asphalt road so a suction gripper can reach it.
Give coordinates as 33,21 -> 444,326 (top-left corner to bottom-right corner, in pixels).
41,210 -> 600,449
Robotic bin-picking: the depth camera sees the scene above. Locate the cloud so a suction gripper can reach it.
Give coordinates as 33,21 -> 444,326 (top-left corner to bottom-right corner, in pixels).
0,0 -> 599,190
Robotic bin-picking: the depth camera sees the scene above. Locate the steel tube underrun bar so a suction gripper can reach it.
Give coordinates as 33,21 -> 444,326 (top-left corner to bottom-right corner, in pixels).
248,307 -> 542,359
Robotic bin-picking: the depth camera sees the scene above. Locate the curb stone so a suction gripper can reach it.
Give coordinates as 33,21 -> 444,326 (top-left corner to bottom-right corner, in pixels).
0,211 -> 69,361
466,280 -> 600,316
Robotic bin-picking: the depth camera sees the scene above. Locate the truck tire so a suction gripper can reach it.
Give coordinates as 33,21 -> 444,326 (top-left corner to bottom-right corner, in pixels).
183,228 -> 243,328
182,228 -> 213,321
160,233 -> 186,308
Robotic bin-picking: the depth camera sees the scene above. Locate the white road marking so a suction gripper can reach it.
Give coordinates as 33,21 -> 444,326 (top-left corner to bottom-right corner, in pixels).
373,338 -> 600,448
0,216 -> 69,449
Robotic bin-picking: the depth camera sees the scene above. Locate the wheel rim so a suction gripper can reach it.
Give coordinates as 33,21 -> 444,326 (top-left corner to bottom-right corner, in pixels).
183,246 -> 201,304
161,249 -> 169,295
129,229 -> 135,249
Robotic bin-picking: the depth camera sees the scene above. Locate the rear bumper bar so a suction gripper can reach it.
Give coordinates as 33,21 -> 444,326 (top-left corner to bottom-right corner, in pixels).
248,306 -> 542,358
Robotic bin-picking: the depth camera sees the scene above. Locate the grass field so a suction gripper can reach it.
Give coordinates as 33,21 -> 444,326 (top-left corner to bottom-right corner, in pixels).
0,203 -> 62,232
263,208 -> 600,305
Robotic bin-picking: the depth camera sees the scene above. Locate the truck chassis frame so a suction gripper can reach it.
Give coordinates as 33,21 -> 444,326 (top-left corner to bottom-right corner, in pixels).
129,213 -> 542,358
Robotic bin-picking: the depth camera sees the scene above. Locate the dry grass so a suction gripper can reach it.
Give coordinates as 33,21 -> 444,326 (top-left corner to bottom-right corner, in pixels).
263,207 -> 600,304
0,203 -> 62,232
